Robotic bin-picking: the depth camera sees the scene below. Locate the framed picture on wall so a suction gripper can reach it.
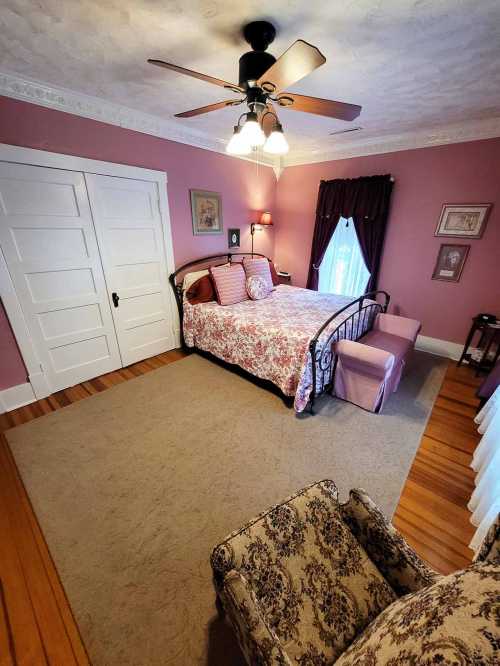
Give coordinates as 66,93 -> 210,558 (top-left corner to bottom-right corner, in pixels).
190,190 -> 223,235
432,243 -> 470,282
228,228 -> 240,248
435,204 -> 491,239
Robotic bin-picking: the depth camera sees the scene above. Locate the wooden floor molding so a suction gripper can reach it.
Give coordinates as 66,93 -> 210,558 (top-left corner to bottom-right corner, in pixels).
0,351 -> 480,662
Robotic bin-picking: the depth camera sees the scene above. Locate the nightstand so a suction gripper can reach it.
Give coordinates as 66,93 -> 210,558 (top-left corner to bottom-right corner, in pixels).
277,271 -> 291,285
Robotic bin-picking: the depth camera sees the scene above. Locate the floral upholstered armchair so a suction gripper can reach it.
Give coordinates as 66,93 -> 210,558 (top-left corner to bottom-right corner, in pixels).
210,480 -> 500,665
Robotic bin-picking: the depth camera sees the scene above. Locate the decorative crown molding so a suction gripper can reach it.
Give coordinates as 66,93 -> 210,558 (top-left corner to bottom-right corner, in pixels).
0,70 -> 277,169
284,116 -> 500,166
1,70 -> 499,171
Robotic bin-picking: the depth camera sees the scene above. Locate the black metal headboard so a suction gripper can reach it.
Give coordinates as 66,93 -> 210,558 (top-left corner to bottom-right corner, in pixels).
169,252 -> 269,323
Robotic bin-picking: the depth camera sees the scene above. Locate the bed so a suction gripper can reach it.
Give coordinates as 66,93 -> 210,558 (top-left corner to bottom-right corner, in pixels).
170,253 -> 389,413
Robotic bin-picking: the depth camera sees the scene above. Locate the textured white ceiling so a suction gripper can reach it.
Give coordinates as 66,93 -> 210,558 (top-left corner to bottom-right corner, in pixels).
1,0 -> 500,160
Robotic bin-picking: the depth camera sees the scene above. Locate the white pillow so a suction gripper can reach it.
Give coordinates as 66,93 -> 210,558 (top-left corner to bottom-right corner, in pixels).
182,269 -> 209,292
182,263 -> 230,292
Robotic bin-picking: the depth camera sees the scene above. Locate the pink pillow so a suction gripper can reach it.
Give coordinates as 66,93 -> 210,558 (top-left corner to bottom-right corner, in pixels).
246,275 -> 271,301
209,263 -> 248,306
243,257 -> 274,292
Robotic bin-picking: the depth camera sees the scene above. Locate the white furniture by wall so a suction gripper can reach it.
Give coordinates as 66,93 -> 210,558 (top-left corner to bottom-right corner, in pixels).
469,386 -> 500,554
0,145 -> 177,403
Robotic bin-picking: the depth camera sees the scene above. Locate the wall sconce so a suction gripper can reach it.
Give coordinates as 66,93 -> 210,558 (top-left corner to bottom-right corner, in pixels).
251,211 -> 273,253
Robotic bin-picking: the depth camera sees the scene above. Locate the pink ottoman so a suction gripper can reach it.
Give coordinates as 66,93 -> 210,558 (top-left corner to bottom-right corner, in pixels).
334,314 -> 421,413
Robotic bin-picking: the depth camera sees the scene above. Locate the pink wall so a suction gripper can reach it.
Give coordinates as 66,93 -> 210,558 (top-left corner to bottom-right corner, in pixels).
0,300 -> 27,390
274,138 -> 500,344
0,96 -> 276,390
1,94 -> 499,392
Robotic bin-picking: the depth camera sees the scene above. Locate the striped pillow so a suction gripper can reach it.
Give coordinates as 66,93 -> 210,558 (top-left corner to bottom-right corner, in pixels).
243,257 -> 274,291
210,263 -> 248,306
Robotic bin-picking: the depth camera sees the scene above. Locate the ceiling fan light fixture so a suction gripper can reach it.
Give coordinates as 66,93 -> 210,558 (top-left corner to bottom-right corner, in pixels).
263,123 -> 289,155
239,112 -> 266,147
226,126 -> 251,155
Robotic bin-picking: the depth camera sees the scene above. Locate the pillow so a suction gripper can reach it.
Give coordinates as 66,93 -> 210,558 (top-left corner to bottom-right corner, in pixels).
243,257 -> 274,292
210,263 -> 248,306
268,260 -> 280,287
183,269 -> 209,292
185,274 -> 216,305
335,561 -> 500,666
246,275 -> 271,301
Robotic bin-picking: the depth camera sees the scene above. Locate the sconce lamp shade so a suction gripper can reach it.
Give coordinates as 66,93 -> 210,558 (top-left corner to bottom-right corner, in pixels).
259,211 -> 273,226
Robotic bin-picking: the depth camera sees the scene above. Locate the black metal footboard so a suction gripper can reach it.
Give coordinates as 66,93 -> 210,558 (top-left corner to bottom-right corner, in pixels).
308,291 -> 390,413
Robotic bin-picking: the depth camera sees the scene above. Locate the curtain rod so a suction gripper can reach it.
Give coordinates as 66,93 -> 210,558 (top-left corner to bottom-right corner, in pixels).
320,175 -> 395,183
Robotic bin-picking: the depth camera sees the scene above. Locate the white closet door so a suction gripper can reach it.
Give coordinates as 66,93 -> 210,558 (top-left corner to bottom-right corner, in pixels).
0,164 -> 122,392
85,174 -> 175,366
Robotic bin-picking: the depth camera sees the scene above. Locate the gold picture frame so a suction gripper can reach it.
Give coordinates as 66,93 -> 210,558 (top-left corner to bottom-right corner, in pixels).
435,204 -> 491,239
190,190 -> 223,235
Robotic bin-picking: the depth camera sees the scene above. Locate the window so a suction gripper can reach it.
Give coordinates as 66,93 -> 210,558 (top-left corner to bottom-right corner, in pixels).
318,217 -> 371,297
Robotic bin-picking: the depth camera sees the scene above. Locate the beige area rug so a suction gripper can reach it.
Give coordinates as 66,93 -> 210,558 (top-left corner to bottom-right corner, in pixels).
7,351 -> 446,665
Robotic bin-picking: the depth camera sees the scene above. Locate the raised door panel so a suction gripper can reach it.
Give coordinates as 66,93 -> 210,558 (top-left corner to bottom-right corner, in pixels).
85,174 -> 175,366
0,163 -> 122,392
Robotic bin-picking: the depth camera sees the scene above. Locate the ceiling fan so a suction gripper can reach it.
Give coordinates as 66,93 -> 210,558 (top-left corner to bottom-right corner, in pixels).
148,20 -> 362,156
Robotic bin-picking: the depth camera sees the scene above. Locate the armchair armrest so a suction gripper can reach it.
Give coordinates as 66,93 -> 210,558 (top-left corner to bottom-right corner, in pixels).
473,512 -> 500,564
335,339 -> 395,379
374,313 -> 421,342
341,488 -> 441,596
222,570 -> 293,666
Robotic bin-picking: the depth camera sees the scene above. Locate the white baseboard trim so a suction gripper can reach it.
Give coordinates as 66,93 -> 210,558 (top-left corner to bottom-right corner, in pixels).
0,382 -> 36,414
415,334 -> 463,361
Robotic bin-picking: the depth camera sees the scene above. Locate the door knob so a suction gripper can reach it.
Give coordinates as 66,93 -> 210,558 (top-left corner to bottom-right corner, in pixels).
112,292 -> 120,308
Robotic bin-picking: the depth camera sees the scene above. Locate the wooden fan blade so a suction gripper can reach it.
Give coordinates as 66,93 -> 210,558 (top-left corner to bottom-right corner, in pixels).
148,59 -> 243,92
256,40 -> 326,93
175,99 -> 244,118
261,102 -> 279,137
277,93 -> 362,121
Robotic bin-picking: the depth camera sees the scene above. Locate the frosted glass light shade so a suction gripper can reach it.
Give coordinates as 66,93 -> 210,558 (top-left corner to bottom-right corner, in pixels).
239,117 -> 265,147
264,129 -> 289,155
226,128 -> 251,155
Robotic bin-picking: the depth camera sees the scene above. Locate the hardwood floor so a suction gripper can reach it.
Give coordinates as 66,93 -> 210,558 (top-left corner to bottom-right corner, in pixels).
393,362 -> 481,574
0,351 -> 480,663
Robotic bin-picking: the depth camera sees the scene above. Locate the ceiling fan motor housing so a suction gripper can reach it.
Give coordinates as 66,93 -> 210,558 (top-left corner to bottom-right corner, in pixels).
239,51 -> 276,88
239,20 -> 277,88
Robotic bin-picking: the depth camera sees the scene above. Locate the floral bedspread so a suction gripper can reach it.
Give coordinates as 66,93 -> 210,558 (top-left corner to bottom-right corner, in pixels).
183,285 -> 369,412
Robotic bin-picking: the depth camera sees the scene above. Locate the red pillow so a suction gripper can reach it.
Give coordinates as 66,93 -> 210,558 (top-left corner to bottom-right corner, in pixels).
268,260 -> 280,286
186,274 -> 216,304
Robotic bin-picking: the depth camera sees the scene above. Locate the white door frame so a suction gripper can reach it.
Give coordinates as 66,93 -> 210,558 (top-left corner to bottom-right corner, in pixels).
0,143 -> 179,400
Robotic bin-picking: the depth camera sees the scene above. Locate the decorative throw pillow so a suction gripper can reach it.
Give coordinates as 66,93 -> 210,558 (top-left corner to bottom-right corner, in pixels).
268,260 -> 280,287
183,268 -> 209,292
185,274 -> 216,305
243,257 -> 274,291
335,561 -> 500,666
246,275 -> 271,300
210,263 -> 248,306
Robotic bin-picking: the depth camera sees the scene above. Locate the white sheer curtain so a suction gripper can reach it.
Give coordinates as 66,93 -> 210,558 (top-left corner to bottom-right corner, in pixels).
469,386 -> 500,554
318,217 -> 371,297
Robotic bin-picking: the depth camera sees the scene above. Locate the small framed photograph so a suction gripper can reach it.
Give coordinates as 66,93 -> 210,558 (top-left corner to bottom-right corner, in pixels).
190,190 -> 223,235
228,228 -> 240,248
432,244 -> 470,282
435,204 -> 491,239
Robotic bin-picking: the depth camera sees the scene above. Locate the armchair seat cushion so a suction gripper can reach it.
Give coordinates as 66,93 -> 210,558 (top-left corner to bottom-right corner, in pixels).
361,330 -> 412,363
334,561 -> 500,665
211,481 -> 397,665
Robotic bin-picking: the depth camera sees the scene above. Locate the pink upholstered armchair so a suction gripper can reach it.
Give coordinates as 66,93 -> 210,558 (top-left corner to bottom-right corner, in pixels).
334,313 -> 421,413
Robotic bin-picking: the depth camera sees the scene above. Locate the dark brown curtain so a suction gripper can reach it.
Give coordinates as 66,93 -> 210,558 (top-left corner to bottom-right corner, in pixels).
306,174 -> 394,292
